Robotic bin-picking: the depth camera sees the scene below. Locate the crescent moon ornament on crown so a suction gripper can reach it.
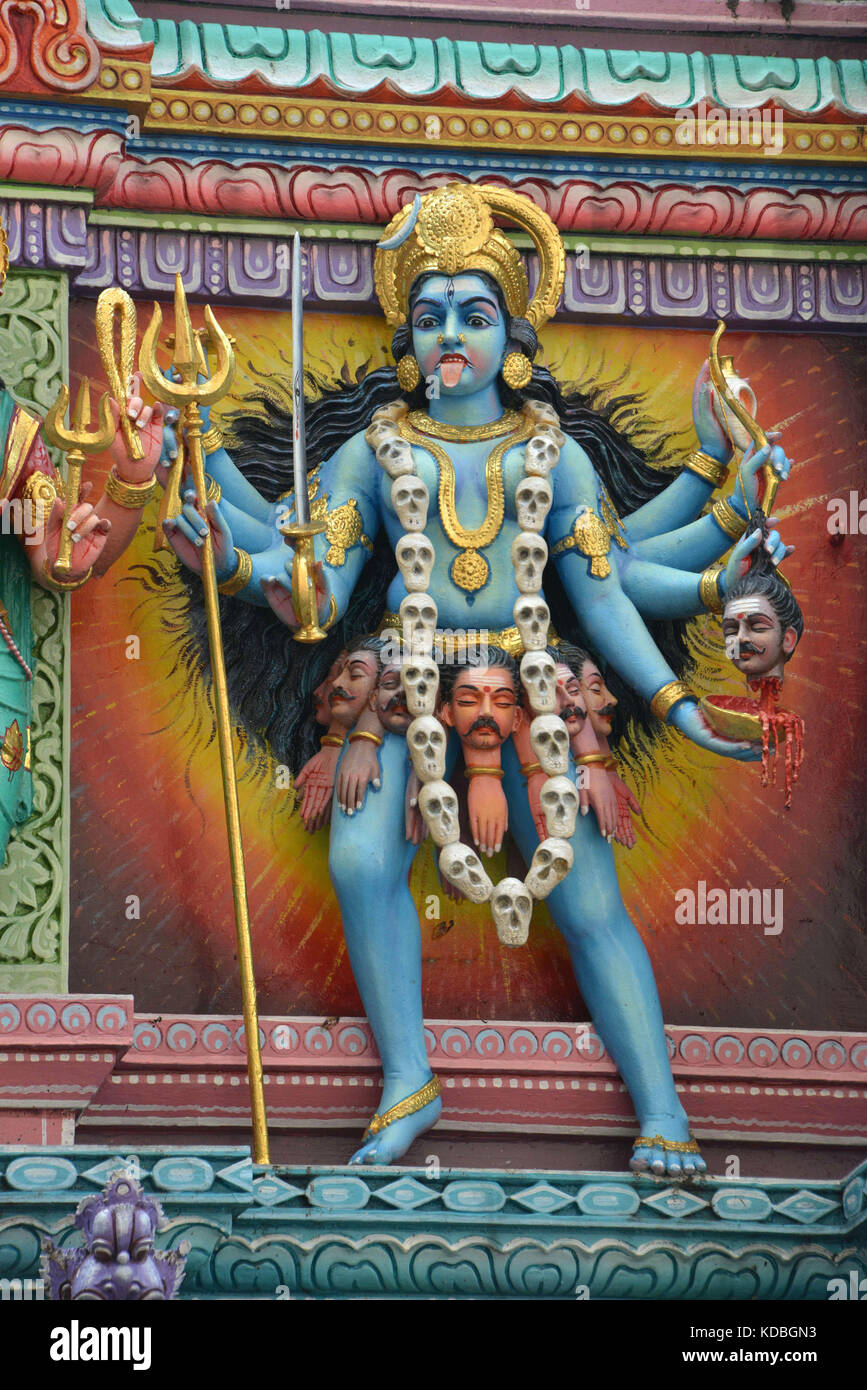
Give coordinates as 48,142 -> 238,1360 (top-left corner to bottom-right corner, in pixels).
374,184 -> 565,332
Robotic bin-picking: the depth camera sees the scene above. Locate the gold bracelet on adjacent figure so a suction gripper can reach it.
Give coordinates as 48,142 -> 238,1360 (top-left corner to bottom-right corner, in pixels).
520,761 -> 543,777
710,497 -> 748,542
576,752 -> 610,766
201,425 -> 225,455
699,564 -> 725,614
649,680 -> 693,723
41,558 -> 92,592
320,734 -> 345,748
684,450 -> 729,489
104,469 -> 158,510
348,731 -> 383,747
217,547 -> 253,596
464,766 -> 505,779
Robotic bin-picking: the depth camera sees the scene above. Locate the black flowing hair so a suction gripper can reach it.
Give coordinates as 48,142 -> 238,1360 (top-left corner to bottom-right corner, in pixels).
161,272 -> 691,777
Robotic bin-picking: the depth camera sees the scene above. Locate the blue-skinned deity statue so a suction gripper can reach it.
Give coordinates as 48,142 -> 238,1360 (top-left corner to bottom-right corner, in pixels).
157,185 -> 795,1175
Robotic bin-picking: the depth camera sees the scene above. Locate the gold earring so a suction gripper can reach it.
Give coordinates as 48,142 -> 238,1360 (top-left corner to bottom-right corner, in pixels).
502,351 -> 532,390
396,355 -> 420,392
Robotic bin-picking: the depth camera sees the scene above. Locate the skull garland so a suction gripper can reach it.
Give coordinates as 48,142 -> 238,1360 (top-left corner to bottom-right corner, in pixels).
371,397 -> 580,946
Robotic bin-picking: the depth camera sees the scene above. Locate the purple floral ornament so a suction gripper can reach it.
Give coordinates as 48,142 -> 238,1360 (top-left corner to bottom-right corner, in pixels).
40,1174 -> 186,1300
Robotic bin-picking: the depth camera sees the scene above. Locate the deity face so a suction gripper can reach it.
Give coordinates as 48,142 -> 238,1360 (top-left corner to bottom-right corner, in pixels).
313,652 -> 347,726
441,666 -> 522,750
722,595 -> 797,680
579,660 -> 617,738
554,663 -> 588,739
328,649 -> 381,729
371,663 -> 412,734
410,273 -> 508,398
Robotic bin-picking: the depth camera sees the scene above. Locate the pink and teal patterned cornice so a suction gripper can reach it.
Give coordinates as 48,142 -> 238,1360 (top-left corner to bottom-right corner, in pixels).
82,0 -> 867,114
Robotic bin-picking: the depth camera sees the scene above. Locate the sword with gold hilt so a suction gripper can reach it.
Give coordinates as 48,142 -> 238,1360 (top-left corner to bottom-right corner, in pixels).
42,379 -> 115,573
278,232 -> 337,642
138,273 -> 270,1166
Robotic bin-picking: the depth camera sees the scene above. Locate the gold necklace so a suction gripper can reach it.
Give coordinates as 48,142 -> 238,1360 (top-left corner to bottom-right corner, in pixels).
405,409 -> 523,443
398,416 -> 532,593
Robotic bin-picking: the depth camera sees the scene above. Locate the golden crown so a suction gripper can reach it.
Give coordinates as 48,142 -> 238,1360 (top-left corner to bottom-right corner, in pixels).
374,184 -> 565,332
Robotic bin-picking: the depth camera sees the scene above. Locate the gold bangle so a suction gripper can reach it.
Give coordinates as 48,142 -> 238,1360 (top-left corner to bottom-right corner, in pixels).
217,547 -> 253,596
711,496 -> 747,542
684,449 -> 729,489
205,473 -> 222,504
603,756 -> 618,771
104,469 -> 158,510
348,731 -> 383,747
464,766 -> 504,779
576,752 -> 610,766
699,563 -> 725,614
201,425 -> 225,455
520,761 -> 543,777
650,680 -> 693,723
41,557 -> 92,592
320,734 -> 345,748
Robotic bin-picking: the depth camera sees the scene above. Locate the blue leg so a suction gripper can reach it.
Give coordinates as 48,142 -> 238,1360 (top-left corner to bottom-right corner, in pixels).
328,732 -> 442,1164
502,741 -> 706,1178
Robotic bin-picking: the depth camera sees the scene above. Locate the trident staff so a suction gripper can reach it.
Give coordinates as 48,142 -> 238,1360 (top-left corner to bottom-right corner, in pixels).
139,274 -> 270,1166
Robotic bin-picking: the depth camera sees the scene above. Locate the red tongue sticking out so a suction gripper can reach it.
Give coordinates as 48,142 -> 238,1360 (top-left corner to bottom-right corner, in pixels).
439,358 -> 465,389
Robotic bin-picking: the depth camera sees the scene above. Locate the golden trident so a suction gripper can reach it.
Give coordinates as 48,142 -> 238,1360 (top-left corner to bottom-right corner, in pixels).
139,274 -> 270,1165
42,379 -> 114,572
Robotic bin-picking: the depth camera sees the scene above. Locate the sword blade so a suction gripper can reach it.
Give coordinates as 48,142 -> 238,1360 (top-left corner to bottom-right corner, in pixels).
291,232 -> 309,525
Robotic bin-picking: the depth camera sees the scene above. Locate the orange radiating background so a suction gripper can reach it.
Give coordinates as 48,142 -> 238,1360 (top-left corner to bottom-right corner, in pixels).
68,300 -> 867,1030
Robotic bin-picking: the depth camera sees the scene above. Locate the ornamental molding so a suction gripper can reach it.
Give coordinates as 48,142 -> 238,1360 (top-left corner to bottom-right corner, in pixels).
0,1142 -> 864,1299
4,197 -> 864,331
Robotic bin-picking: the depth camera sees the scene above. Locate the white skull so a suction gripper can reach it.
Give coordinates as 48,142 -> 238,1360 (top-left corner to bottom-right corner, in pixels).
418,780 -> 460,846
513,595 -> 550,652
408,715 -> 447,782
401,656 -> 439,716
515,476 -> 552,533
524,433 -> 561,477
511,532 -> 548,594
399,593 -> 437,654
491,876 -> 533,947
391,475 -> 429,531
396,534 -> 435,592
365,419 -> 396,452
375,436 -> 416,479
525,838 -> 574,899
530,714 -> 570,775
540,775 -> 580,839
438,842 -> 493,904
523,400 -> 561,431
520,651 -> 557,713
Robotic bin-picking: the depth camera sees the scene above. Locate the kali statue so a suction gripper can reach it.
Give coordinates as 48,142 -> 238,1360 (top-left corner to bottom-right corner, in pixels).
160,184 -> 797,1175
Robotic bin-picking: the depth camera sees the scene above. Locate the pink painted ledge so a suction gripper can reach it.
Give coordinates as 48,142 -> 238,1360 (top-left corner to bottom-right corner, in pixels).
1,999 -> 864,1146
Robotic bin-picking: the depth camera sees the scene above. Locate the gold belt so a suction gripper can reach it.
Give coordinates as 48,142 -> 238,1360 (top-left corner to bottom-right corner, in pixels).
377,613 -> 558,659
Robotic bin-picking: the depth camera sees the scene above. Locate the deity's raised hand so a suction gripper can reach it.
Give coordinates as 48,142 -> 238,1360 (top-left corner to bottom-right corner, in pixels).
691,360 -> 732,465
670,698 -> 761,762
43,480 -> 111,580
162,494 -> 234,578
106,371 -> 165,485
724,521 -> 793,594
733,431 -> 792,517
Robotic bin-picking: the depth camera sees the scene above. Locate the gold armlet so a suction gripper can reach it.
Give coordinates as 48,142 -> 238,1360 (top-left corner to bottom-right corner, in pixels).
21,471 -> 62,526
520,761 -> 543,777
551,507 -> 611,578
104,469 -> 158,510
710,496 -> 747,542
464,766 -> 505,779
217,547 -> 253,596
576,752 -> 610,766
699,564 -> 725,614
41,557 -> 92,592
201,425 -> 225,455
348,731 -> 383,747
320,734 -> 346,748
650,680 -> 693,723
684,450 -> 729,489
